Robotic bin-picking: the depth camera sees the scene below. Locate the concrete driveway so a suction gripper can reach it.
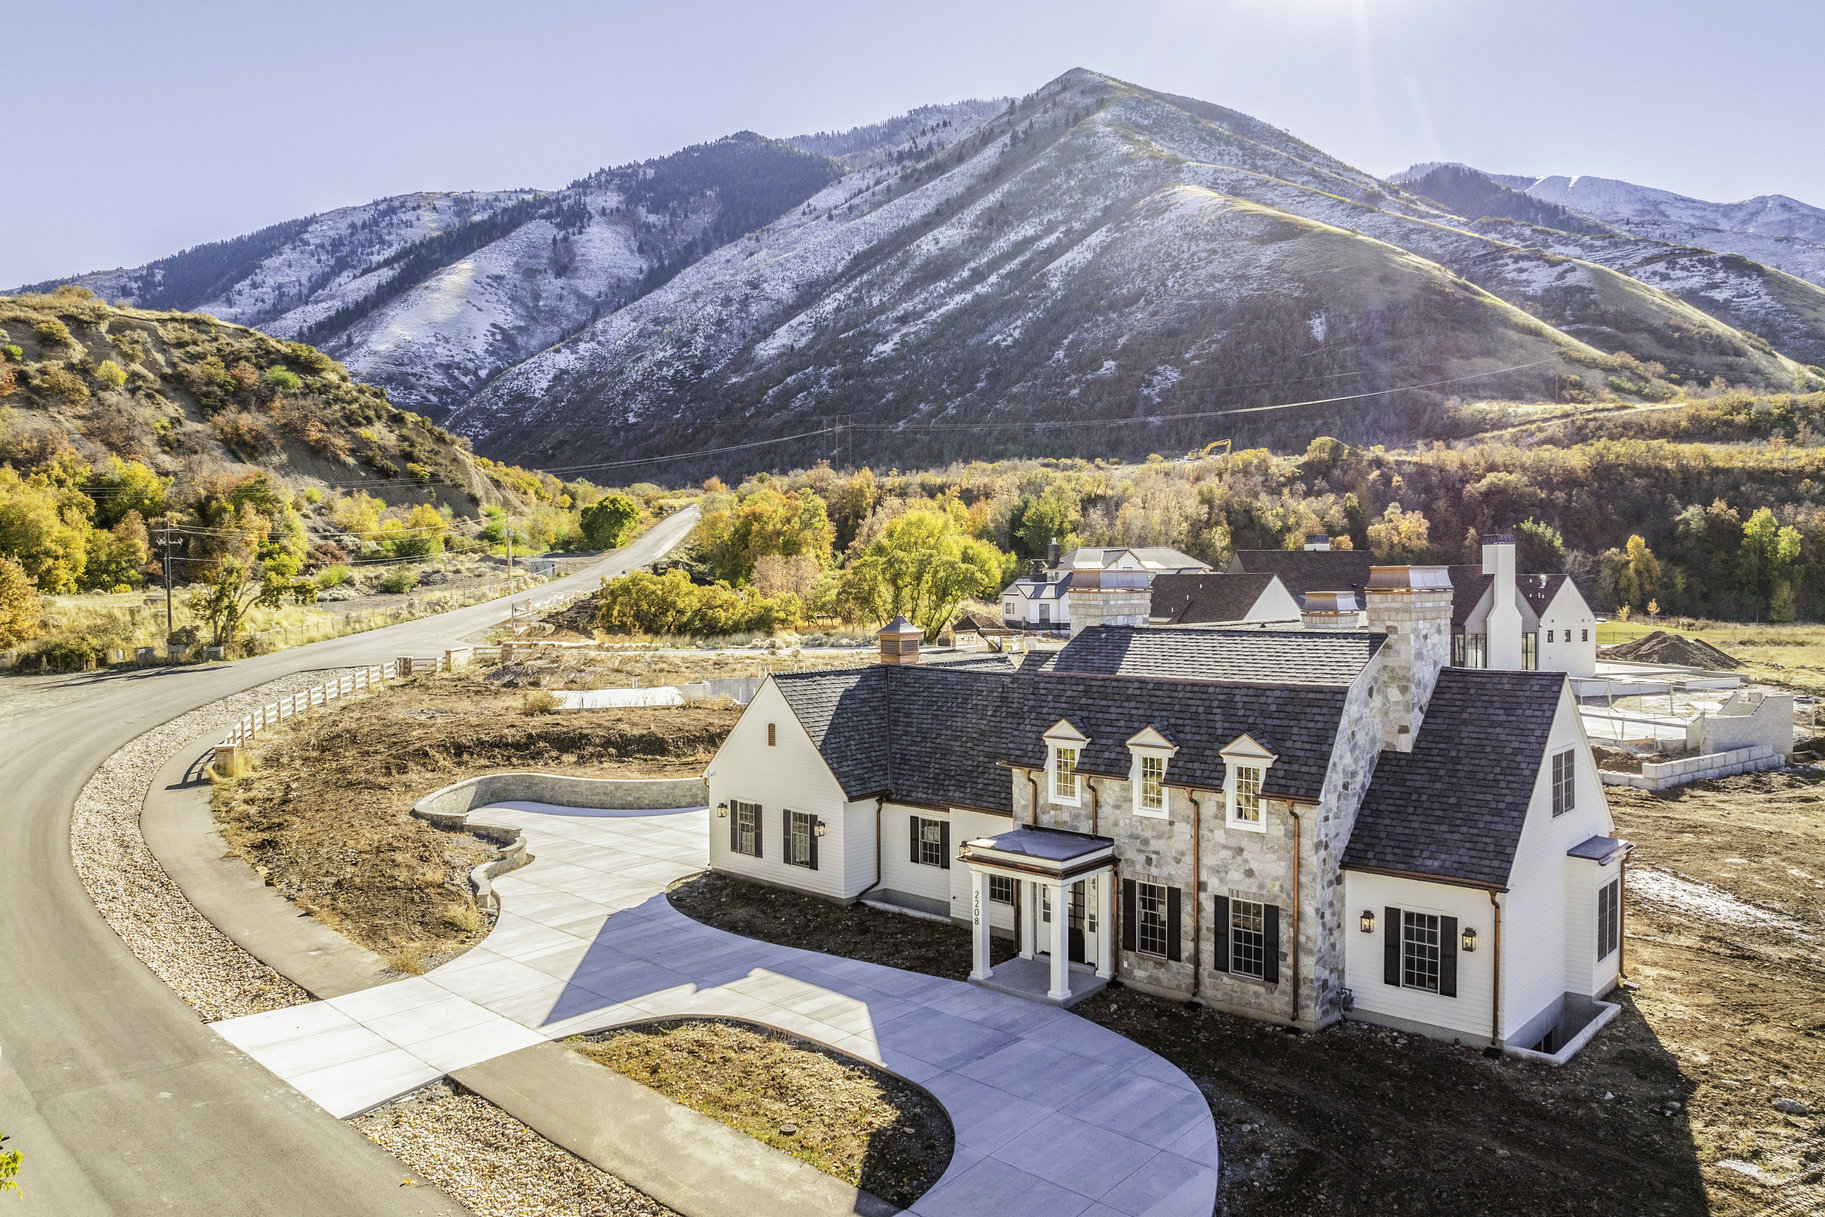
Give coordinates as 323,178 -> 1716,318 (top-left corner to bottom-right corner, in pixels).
0,508 -> 696,1217
212,800 -> 1220,1217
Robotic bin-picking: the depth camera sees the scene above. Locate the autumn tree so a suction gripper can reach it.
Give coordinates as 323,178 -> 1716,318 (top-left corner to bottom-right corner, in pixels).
1738,507 -> 1803,613
579,494 -> 640,549
1597,535 -> 1662,611
1366,503 -> 1431,561
836,506 -> 1006,636
0,556 -> 40,646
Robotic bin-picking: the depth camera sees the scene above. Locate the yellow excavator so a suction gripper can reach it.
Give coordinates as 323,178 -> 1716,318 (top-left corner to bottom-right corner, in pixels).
1194,439 -> 1231,459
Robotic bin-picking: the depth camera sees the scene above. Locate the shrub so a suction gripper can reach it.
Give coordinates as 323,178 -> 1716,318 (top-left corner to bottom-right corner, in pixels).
596,568 -> 804,636
33,319 -> 73,347
521,689 -> 561,715
39,365 -> 90,407
303,485 -> 323,504
262,366 -> 302,394
94,359 -> 128,388
3,344 -> 23,362
315,564 -> 354,588
376,566 -> 419,594
580,493 -> 641,549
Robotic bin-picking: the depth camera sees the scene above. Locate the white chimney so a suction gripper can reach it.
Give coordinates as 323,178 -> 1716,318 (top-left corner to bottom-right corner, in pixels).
1304,534 -> 1331,551
1482,534 -> 1522,669
1363,566 -> 1452,753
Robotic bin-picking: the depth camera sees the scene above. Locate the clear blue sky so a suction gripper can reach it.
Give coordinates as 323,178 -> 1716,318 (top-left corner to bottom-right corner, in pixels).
6,0 -> 1820,286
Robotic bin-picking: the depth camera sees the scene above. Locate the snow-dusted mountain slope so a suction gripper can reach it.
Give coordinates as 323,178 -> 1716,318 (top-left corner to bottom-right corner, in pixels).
449,70 -> 1815,474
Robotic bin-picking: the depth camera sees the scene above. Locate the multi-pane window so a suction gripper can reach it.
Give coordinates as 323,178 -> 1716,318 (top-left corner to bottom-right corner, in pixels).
1136,882 -> 1169,957
1597,878 -> 1620,960
1232,764 -> 1262,825
915,816 -> 945,867
1401,910 -> 1442,993
1230,899 -> 1266,979
766,722 -> 777,747
787,810 -> 817,868
1454,632 -> 1487,668
1547,629 -> 1555,644
989,875 -> 1015,905
1138,754 -> 1165,812
732,799 -> 759,857
1552,749 -> 1576,816
1053,745 -> 1079,802
1523,632 -> 1539,670
1582,628 -> 1589,643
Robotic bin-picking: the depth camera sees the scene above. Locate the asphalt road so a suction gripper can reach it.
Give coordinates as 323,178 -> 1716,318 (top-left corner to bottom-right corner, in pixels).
0,507 -> 698,1216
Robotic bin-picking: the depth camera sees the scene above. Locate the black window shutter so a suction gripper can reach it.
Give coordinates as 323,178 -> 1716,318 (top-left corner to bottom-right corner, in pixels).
784,809 -> 794,865
1439,915 -> 1458,997
1263,904 -> 1280,985
730,803 -> 739,854
1166,887 -> 1183,962
910,815 -> 921,864
808,816 -> 820,871
1383,906 -> 1401,986
939,821 -> 950,869
1121,879 -> 1137,952
753,805 -> 761,859
1212,895 -> 1230,973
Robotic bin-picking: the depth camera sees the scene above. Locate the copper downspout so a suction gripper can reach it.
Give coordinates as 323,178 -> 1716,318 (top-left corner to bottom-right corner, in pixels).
1289,806 -> 1302,1027
856,796 -> 887,900
1489,890 -> 1504,1048
1189,791 -> 1203,1001
1026,769 -> 1040,827
1087,776 -> 1099,836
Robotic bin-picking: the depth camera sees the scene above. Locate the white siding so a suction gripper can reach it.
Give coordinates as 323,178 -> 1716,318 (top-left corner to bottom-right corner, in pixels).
879,803 -> 954,907
841,796 -> 881,901
704,680 -> 855,901
1342,872 -> 1495,1042
1249,578 -> 1304,623
1536,582 -> 1598,677
1498,683 -> 1618,1039
947,809 -> 1016,932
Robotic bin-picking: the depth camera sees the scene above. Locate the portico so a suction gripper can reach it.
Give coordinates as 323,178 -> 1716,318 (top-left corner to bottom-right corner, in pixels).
960,827 -> 1114,1006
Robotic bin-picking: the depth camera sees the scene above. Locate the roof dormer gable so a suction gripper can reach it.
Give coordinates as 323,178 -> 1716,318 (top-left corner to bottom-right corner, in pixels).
1219,733 -> 1278,764
1125,725 -> 1179,755
1043,718 -> 1090,745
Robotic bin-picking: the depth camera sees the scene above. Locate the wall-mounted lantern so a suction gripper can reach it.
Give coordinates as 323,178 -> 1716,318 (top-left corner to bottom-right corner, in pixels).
1461,926 -> 1479,953
815,820 -> 828,838
716,802 -> 729,819
1360,909 -> 1376,934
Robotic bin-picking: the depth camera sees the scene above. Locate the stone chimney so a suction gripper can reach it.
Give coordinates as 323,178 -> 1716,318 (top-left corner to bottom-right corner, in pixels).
1304,534 -> 1331,552
1048,537 -> 1061,567
878,616 -> 922,665
1481,533 -> 1522,669
1363,566 -> 1452,753
1300,590 -> 1363,629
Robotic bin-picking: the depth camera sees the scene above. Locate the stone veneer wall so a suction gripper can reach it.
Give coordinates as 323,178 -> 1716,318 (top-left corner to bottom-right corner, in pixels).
1305,669 -> 1388,1028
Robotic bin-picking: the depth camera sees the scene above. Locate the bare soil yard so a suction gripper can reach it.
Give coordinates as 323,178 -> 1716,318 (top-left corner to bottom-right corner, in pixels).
673,769 -> 1825,1217
214,670 -> 736,971
571,1019 -> 953,1208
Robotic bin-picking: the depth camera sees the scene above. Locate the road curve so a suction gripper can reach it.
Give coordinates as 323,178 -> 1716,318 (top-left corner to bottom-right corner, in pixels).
0,507 -> 698,1217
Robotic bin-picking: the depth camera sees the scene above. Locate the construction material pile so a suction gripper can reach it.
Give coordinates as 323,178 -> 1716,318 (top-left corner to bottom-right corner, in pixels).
1603,630 -> 1742,670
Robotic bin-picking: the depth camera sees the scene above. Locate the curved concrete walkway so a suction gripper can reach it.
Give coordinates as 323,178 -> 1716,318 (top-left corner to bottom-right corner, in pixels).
211,803 -> 1219,1217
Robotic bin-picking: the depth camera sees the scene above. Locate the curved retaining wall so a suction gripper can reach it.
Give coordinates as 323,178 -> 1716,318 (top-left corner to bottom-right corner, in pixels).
411,772 -> 708,910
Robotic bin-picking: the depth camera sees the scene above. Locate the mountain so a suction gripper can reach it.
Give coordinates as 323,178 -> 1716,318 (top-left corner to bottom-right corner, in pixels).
26,73 -> 1825,476
0,286 -> 531,515
448,70 -> 1818,472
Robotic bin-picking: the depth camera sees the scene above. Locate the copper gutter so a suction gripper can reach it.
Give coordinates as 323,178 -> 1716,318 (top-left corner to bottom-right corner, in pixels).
1189,791 -> 1204,1001
1489,890 -> 1503,1048
1289,805 -> 1302,1027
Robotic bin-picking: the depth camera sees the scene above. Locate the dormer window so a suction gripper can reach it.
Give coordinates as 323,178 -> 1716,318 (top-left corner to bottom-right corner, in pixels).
1053,745 -> 1079,802
1220,734 -> 1276,834
1043,720 -> 1089,806
1126,726 -> 1178,819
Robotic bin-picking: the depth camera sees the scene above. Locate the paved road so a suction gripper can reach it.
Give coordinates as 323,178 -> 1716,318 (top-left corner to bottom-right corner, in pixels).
0,508 -> 697,1216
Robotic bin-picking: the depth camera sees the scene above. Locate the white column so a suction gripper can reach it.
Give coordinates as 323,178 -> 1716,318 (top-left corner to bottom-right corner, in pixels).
1047,880 -> 1070,1001
970,869 -> 991,981
1019,878 -> 1037,960
1095,872 -> 1114,979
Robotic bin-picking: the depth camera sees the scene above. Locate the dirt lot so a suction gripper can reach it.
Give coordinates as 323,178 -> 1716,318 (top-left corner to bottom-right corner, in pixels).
214,670 -> 736,971
483,646 -> 871,691
571,1019 -> 953,1208
672,771 -> 1825,1217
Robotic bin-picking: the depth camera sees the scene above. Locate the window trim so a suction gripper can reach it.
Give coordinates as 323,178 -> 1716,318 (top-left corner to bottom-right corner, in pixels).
1597,877 -> 1620,960
1401,910 -> 1442,994
731,799 -> 760,858
911,815 -> 949,868
1049,742 -> 1081,805
786,809 -> 818,870
1551,748 -> 1576,817
1219,735 -> 1274,834
1135,881 -> 1170,958
1229,897 -> 1268,980
988,874 -> 1015,905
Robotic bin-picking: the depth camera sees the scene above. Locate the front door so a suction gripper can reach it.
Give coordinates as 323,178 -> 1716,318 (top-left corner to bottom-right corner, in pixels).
1041,879 -> 1099,966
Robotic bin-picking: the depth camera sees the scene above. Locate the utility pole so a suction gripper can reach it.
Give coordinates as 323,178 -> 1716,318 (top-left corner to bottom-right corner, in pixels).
505,524 -> 516,632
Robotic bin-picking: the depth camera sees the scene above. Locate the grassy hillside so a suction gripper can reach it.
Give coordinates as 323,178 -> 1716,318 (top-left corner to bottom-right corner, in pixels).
0,286 -> 521,514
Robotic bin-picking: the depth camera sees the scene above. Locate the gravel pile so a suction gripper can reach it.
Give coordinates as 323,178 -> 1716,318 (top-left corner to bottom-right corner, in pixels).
355,1082 -> 676,1217
69,671 -> 345,1020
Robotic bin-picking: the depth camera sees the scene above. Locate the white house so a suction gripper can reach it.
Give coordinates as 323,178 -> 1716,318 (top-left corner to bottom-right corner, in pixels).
1001,542 -> 1208,633
1229,535 -> 1599,677
704,566 -> 1631,1054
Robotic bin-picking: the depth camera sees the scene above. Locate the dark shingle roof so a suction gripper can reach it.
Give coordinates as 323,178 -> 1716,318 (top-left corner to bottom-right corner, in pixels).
1149,572 -> 1288,625
1446,565 -> 1492,627
1001,662 -> 1349,802
1519,572 -> 1569,616
771,659 -> 1017,812
1047,626 -> 1381,688
1342,668 -> 1567,887
1227,549 -> 1376,599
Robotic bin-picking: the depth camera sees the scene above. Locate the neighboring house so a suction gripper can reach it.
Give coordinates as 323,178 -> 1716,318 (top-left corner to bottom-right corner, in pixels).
1149,571 -> 1302,627
704,569 -> 1630,1053
1002,542 -> 1209,633
1230,535 -> 1598,676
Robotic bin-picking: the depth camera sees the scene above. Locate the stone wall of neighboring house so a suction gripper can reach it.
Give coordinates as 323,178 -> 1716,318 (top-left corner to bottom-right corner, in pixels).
1306,669 -> 1387,1028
